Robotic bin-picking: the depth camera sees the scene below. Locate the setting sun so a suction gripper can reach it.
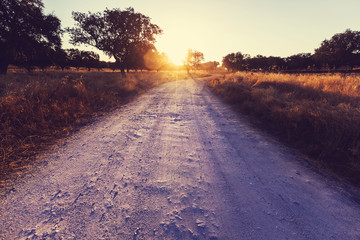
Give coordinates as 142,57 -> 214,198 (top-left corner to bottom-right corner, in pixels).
154,16 -> 200,66
158,47 -> 186,66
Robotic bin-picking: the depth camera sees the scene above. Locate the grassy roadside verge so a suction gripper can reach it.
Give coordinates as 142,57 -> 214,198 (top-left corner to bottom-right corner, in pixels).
207,72 -> 360,186
0,71 -> 192,180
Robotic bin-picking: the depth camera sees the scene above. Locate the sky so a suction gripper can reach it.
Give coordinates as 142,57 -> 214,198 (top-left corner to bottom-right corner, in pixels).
42,0 -> 360,65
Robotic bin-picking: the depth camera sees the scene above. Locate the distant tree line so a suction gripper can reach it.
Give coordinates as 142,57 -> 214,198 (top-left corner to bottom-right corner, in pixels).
9,47 -> 102,72
184,49 -> 219,72
11,47 -> 176,72
2,1 -> 359,74
0,1 -> 169,74
223,29 -> 360,73
0,0 -> 61,74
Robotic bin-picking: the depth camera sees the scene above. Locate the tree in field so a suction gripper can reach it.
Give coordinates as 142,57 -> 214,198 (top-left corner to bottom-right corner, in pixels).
199,61 -> 219,71
27,44 -> 55,71
222,53 -> 237,71
249,55 -> 269,71
81,51 -> 100,71
285,53 -> 314,70
143,49 -> 165,71
67,8 -> 162,74
222,52 -> 249,72
0,0 -> 62,74
65,49 -> 100,71
185,49 -> 204,72
143,50 -> 175,71
265,56 -> 286,71
13,43 -> 55,72
66,49 -> 83,70
53,47 -> 68,70
314,29 -> 360,69
124,42 -> 155,71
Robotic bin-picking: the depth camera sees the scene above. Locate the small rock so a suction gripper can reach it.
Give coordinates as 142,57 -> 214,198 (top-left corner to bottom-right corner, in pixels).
196,219 -> 206,229
180,194 -> 188,201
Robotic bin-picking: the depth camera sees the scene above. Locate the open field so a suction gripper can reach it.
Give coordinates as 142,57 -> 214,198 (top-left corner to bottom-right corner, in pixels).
208,72 -> 360,186
0,70 -> 193,179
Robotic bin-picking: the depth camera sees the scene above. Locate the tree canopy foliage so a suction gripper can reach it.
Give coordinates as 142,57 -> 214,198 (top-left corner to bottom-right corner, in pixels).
314,29 -> 360,69
223,29 -> 360,73
198,61 -> 219,71
143,50 -> 175,71
222,52 -> 249,71
67,7 -> 162,73
64,49 -> 100,71
222,52 -> 315,72
0,0 -> 62,74
185,49 -> 205,72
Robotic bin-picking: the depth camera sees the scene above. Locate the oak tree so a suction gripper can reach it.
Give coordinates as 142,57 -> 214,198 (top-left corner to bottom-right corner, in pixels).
67,8 -> 162,74
314,29 -> 360,69
0,0 -> 62,74
185,49 -> 204,72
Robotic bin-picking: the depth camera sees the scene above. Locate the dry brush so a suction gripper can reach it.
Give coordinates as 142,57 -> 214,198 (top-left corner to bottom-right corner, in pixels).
208,72 -> 360,186
0,70 -> 190,179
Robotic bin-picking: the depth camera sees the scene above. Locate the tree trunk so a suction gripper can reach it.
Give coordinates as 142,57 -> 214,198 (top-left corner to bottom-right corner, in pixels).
0,61 -> 9,75
0,43 -> 14,74
114,57 -> 126,76
121,67 -> 126,76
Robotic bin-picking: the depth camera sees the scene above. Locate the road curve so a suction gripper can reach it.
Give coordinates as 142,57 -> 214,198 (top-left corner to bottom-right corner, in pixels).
1,78 -> 360,239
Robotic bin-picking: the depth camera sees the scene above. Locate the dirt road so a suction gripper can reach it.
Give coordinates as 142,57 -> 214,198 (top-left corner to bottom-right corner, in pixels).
1,77 -> 360,239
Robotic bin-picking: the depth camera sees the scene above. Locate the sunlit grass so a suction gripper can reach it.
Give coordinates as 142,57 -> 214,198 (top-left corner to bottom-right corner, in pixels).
0,70 -> 191,178
208,72 -> 360,186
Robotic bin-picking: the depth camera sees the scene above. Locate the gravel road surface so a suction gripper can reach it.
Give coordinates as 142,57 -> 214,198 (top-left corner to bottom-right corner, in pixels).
1,77 -> 360,239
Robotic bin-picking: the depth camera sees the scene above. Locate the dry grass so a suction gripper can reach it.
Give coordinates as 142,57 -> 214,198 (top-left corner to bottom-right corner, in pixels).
0,70 -> 191,178
208,72 -> 360,186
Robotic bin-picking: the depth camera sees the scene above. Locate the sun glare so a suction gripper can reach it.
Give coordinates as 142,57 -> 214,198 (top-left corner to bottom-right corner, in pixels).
161,48 -> 187,66
167,53 -> 186,66
155,36 -> 188,66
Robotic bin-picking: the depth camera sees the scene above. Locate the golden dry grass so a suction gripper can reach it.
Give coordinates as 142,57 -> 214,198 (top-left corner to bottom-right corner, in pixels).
0,70 -> 191,178
208,72 -> 360,186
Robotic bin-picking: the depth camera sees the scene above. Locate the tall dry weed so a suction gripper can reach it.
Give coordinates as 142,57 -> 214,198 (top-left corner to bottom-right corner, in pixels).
0,70 -> 190,179
208,72 -> 360,186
